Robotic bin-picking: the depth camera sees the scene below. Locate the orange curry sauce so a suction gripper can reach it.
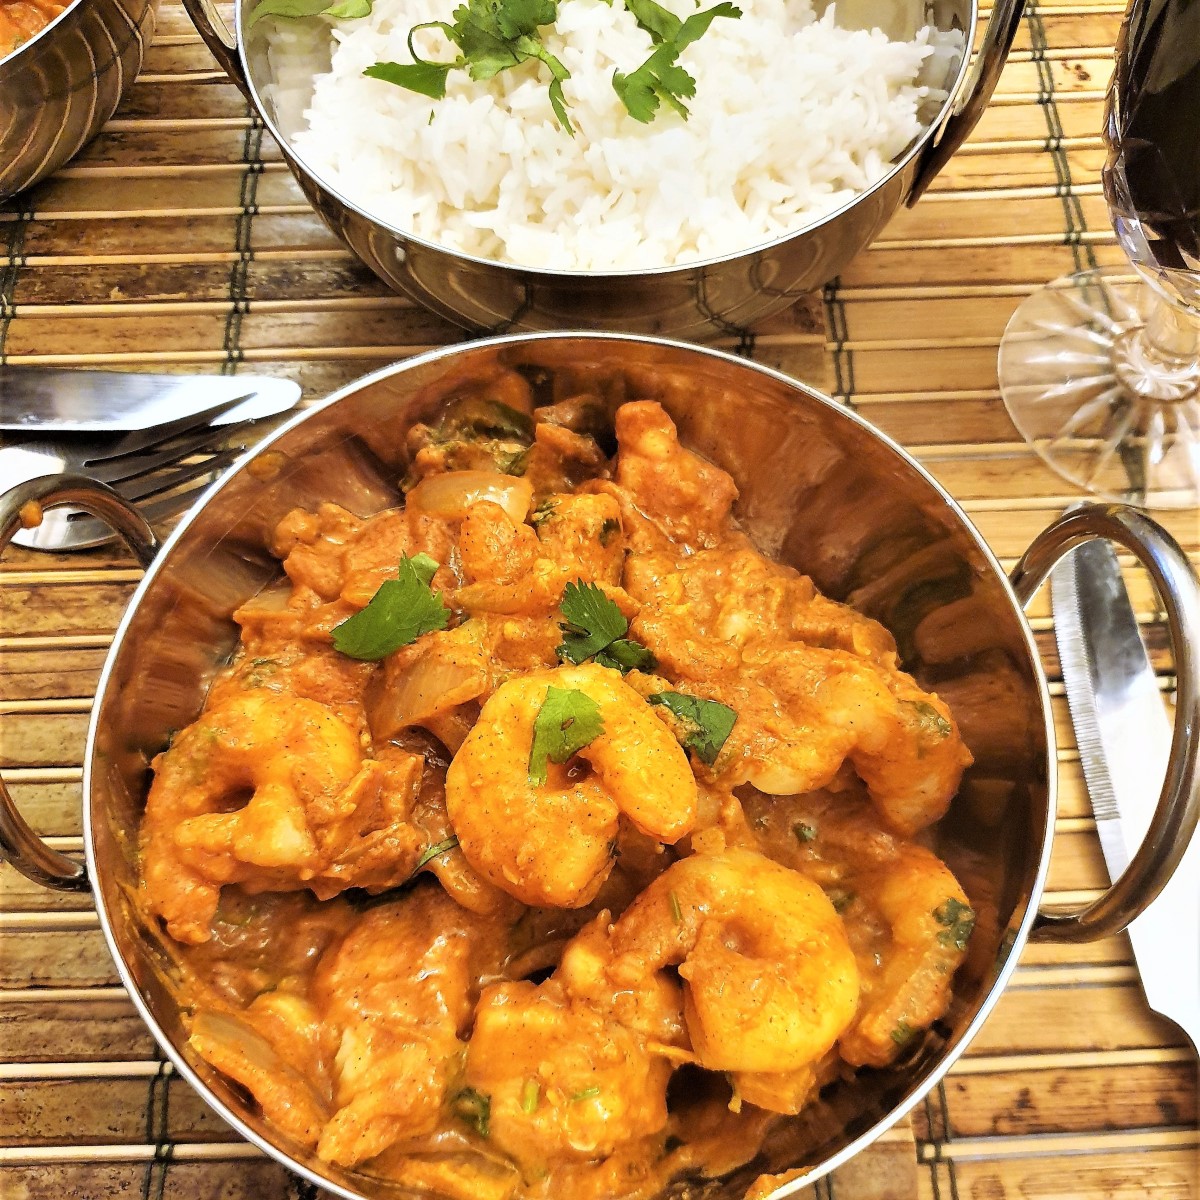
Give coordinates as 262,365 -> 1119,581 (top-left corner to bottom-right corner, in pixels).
1,0 -> 70,54
137,370 -> 977,1200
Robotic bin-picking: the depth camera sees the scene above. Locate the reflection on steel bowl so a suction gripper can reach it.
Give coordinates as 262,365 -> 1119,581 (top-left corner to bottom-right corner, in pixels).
0,0 -> 158,200
180,0 -> 1025,335
1,334 -> 1198,1200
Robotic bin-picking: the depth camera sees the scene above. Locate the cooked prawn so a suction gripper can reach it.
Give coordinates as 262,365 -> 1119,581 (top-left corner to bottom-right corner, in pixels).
853,679 -> 975,837
446,663 -> 698,908
464,915 -> 684,1169
141,693 -> 424,944
838,844 -> 975,1068
607,849 -> 860,1086
705,645 -> 971,836
625,542 -> 897,681
620,532 -> 972,835
465,979 -> 675,1170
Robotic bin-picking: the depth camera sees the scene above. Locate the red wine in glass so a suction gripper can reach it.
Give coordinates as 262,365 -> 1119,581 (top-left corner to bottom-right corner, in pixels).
997,0 -> 1200,509
1104,0 -> 1200,313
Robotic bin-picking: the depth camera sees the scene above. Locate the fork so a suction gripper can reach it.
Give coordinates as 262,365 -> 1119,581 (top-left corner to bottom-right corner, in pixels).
0,395 -> 286,551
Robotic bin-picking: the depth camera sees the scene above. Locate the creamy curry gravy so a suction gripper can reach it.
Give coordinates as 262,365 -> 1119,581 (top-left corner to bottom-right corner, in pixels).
138,371 -> 975,1199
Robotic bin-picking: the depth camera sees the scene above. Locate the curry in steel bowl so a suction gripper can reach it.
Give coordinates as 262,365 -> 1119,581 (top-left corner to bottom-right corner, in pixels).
0,0 -> 69,53
136,373 -> 979,1199
0,0 -> 157,200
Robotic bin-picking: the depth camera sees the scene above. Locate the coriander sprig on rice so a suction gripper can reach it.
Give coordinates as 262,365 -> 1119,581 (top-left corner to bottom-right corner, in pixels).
366,0 -> 576,133
256,0 -> 744,130
609,0 -> 742,123
367,0 -> 741,127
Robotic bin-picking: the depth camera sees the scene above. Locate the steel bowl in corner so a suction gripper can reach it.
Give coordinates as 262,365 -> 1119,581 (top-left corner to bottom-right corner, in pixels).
0,0 -> 158,201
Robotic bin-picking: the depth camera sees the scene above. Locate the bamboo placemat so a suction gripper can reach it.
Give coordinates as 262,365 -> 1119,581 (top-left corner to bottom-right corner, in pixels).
1,1 -> 1198,1197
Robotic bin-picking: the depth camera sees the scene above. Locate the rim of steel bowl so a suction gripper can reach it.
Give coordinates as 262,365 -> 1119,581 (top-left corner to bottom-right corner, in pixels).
83,332 -> 1059,1200
230,3 -> 979,280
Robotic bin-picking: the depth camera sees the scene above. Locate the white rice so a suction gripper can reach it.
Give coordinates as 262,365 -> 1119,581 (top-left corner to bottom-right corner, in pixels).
289,0 -> 958,270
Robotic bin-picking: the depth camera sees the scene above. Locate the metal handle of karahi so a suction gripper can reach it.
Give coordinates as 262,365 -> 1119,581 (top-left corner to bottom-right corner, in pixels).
0,476 -> 159,891
1010,503 -> 1200,943
181,0 -> 251,98
906,0 -> 1028,205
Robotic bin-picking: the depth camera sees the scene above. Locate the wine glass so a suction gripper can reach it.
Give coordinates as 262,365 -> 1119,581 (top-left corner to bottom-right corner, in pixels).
997,0 -> 1200,510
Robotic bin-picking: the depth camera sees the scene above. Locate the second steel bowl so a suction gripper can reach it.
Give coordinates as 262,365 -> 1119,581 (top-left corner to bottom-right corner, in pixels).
180,0 -> 1025,336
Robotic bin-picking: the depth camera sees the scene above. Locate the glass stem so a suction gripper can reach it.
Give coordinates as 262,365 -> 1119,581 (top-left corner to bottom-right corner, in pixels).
1113,291 -> 1200,403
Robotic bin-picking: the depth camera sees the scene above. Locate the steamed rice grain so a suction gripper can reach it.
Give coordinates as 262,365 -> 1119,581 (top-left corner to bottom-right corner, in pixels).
292,0 -> 954,270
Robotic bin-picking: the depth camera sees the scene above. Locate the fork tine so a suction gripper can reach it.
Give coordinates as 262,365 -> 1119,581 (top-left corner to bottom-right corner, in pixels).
86,423 -> 240,486
48,475 -> 219,550
108,448 -> 242,504
81,390 -> 257,465
137,479 -> 227,525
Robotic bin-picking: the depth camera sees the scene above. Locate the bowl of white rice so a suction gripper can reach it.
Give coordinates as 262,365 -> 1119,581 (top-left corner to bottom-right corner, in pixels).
186,0 -> 1024,335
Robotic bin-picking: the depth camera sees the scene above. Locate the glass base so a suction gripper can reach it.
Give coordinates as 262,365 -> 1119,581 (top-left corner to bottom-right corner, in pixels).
998,267 -> 1200,510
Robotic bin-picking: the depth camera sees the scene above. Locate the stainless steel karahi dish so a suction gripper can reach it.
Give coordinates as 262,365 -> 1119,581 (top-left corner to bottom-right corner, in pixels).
180,0 -> 1025,337
0,0 -> 158,200
2,334 -> 1199,1199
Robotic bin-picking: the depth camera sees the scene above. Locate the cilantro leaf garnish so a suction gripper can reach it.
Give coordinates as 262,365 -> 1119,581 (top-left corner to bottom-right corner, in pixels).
556,581 -> 654,673
648,691 -> 736,765
934,897 -> 975,951
331,553 -> 449,660
451,1087 -> 491,1137
364,60 -> 453,98
624,0 -> 682,43
557,582 -> 626,662
246,0 -> 370,27
415,835 -> 460,870
366,0 -> 575,134
612,1 -> 740,123
594,638 -> 656,673
528,687 -> 604,785
908,699 -> 952,740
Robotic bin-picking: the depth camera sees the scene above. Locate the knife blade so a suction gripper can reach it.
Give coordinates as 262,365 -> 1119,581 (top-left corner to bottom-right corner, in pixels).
1052,535 -> 1200,1055
0,368 -> 301,431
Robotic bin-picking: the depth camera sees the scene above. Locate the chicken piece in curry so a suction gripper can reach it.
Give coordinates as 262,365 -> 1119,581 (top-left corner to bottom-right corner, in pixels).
138,378 -> 976,1200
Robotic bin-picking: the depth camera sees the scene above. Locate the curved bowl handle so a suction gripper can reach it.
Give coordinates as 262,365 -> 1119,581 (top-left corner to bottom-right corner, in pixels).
182,0 -> 251,98
0,476 -> 160,892
906,0 -> 1028,205
1009,503 -> 1200,943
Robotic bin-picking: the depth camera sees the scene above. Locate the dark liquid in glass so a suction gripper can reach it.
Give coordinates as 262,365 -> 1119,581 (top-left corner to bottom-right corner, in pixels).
1103,0 -> 1200,308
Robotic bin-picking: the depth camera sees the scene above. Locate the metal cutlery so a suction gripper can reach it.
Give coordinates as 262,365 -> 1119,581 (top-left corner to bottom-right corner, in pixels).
0,386 -> 300,552
0,369 -> 301,432
1052,533 -> 1200,1055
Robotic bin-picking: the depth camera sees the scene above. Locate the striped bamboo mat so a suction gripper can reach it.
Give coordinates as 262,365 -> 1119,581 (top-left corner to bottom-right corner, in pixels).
1,1 -> 1198,1197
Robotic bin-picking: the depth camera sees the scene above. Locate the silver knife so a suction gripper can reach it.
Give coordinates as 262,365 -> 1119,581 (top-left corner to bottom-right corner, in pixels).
0,368 -> 301,431
1052,536 -> 1200,1054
